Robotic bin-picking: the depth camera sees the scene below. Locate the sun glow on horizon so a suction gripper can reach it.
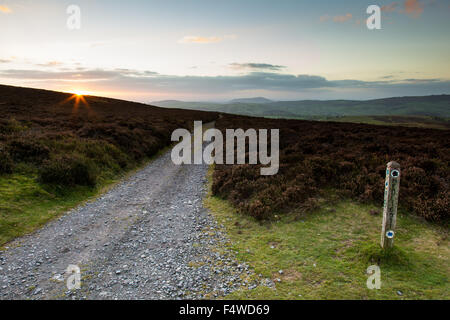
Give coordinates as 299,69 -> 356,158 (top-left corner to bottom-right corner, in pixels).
60,90 -> 91,114
66,89 -> 92,96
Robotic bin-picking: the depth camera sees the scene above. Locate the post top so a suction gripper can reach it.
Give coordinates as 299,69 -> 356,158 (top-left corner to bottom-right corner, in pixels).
387,161 -> 401,169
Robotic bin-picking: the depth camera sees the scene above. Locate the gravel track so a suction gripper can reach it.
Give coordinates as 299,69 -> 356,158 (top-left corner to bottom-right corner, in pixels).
0,147 -> 261,300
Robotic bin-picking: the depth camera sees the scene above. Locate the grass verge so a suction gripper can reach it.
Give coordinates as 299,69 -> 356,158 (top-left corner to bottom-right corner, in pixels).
204,167 -> 449,299
0,146 -> 171,248
327,115 -> 449,130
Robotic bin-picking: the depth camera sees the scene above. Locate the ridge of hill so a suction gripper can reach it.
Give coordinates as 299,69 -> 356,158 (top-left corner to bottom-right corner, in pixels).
153,95 -> 450,120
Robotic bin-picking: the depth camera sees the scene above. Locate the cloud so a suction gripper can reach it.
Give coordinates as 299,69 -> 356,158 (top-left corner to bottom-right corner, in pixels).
381,2 -> 399,12
0,5 -> 12,13
179,36 -> 223,44
333,13 -> 352,23
320,13 -> 353,23
402,78 -> 441,83
0,69 -> 161,81
381,0 -> 424,18
178,34 -> 236,44
36,61 -> 64,67
0,69 -> 117,80
113,68 -> 159,76
1,67 -> 448,100
403,0 -> 424,17
229,63 -> 286,71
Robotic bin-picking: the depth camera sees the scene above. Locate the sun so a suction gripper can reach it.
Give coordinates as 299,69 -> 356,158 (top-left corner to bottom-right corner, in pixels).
69,89 -> 91,96
60,89 -> 91,113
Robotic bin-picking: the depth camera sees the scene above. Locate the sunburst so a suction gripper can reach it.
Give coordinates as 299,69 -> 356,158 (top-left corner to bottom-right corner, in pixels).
60,90 -> 91,113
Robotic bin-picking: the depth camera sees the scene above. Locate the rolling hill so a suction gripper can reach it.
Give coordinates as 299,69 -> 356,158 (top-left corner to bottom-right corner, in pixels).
153,95 -> 450,119
0,84 -> 217,244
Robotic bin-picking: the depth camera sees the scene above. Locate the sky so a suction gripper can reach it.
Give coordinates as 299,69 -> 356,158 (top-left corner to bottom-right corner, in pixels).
0,0 -> 449,102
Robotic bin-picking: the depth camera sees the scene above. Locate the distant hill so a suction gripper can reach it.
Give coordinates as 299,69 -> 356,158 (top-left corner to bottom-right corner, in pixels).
152,95 -> 450,119
229,97 -> 273,104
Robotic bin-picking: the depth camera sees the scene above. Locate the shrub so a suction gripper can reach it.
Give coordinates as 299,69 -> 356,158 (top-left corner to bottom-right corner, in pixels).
78,140 -> 131,172
7,138 -> 50,163
39,155 -> 98,186
414,192 -> 449,222
246,199 -> 272,220
0,118 -> 27,134
0,84 -> 218,191
0,148 -> 14,174
212,115 -> 450,223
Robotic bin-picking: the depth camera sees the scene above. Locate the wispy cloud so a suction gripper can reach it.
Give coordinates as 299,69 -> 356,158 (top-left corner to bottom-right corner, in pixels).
36,61 -> 64,67
229,63 -> 286,71
179,36 -> 219,44
0,69 -> 159,81
321,13 -> 353,23
381,2 -> 399,12
178,34 -> 236,44
382,0 -> 424,18
403,0 -> 424,17
1,68 -> 448,99
326,1 -> 425,24
402,78 -> 442,83
0,5 -> 12,14
333,13 -> 353,23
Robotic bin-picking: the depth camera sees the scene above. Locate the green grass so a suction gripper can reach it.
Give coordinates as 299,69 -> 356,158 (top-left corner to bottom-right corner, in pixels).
0,172 -> 97,246
0,146 -> 171,248
264,115 -> 450,130
204,169 -> 449,300
326,115 -> 449,130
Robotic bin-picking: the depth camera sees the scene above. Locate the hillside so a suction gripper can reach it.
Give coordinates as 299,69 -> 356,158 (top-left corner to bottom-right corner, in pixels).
0,84 -> 217,244
153,95 -> 450,120
0,84 -> 218,184
0,85 -> 448,301
229,97 -> 273,104
212,114 -> 449,223
207,114 -> 449,300
327,115 -> 450,130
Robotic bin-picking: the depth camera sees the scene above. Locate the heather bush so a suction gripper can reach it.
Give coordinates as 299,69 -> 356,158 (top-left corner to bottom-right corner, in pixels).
212,116 -> 449,222
0,84 -> 217,188
7,138 -> 50,163
39,154 -> 99,186
51,138 -> 131,172
0,118 -> 28,134
0,148 -> 14,174
414,192 -> 449,222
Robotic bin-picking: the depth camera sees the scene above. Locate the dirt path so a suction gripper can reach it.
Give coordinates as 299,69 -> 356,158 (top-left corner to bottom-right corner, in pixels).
0,147 -> 253,300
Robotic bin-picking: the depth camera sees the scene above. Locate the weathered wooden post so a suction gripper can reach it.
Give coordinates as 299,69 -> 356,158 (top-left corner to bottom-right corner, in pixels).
381,161 -> 401,249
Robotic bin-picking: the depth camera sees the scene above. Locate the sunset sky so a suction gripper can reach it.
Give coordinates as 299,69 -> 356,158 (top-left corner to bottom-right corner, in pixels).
1,0 -> 449,102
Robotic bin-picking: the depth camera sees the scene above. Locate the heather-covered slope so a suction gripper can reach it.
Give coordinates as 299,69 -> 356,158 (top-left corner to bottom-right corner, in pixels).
212,115 -> 449,223
0,84 -> 217,185
0,84 -> 217,244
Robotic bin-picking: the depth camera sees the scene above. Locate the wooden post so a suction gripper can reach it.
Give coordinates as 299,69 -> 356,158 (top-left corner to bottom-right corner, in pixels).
381,161 -> 401,249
